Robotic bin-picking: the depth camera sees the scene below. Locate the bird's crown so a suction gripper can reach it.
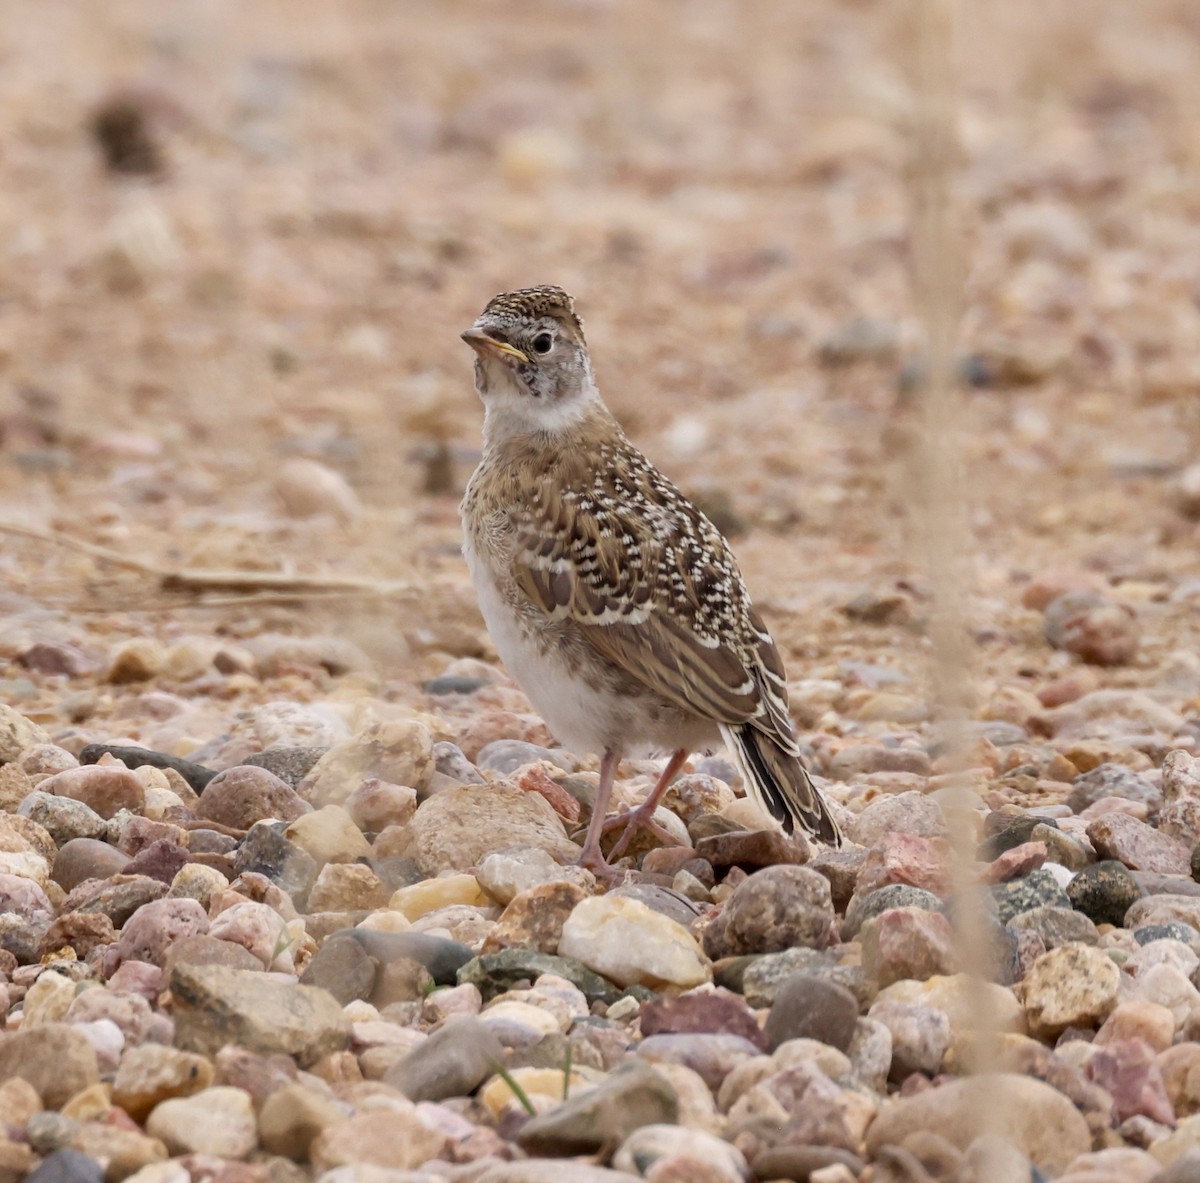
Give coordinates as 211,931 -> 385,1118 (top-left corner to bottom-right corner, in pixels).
481,285 -> 585,343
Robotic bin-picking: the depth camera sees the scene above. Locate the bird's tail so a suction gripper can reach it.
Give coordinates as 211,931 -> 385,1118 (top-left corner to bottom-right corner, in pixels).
721,722 -> 843,847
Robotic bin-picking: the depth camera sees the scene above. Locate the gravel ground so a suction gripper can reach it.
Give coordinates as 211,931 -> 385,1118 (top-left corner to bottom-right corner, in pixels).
1,2 -> 1200,1182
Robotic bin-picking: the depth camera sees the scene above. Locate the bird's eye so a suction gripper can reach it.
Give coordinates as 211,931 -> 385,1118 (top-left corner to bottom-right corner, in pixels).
531,332 -> 554,355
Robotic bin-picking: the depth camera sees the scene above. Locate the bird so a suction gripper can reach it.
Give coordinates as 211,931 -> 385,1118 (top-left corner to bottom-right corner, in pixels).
460,285 -> 842,876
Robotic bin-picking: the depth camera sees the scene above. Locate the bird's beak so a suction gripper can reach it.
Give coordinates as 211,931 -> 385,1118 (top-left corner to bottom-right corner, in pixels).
460,327 -> 529,364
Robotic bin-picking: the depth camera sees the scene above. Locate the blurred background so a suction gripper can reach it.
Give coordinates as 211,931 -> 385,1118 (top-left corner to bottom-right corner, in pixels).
0,0 -> 1198,736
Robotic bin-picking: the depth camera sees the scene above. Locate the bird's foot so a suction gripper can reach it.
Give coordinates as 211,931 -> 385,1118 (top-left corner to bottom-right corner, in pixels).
576,840 -> 626,885
602,802 -> 679,862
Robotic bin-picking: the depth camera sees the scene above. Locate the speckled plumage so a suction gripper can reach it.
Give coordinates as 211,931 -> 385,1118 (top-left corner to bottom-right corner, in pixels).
460,286 -> 841,872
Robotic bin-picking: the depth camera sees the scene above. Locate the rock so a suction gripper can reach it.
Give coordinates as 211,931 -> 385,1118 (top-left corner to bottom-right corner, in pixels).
1084,1038 -> 1175,1125
384,1016 -> 503,1101
1161,1044 -> 1200,1118
24,1149 -> 105,1183
866,1073 -> 1090,1172
112,1045 -> 215,1122
866,1000 -> 950,1078
518,1061 -> 678,1156
1069,764 -> 1163,815
18,794 -> 107,847
702,866 -> 835,959
39,764 -> 144,820
741,949 -> 867,1009
299,719 -> 435,808
608,883 -> 702,929
990,868 -> 1071,924
285,805 -> 372,864
484,880 -> 589,954
0,1024 -> 99,1108
763,975 -> 859,1053
475,845 -> 595,905
458,949 -> 623,1006
239,747 -> 327,789
1068,861 -> 1145,926
51,837 -> 131,892
637,1033 -> 760,1093
232,822 -> 319,901
198,767 -> 310,829
306,862 -> 388,913
612,1125 -> 749,1181
299,934 -> 377,1005
1023,943 -> 1121,1038
1008,905 -> 1101,949
389,873 -> 489,919
750,1147 -> 864,1182
0,705 -> 50,762
695,829 -> 809,871
476,1167 -> 641,1183
170,964 -> 352,1066
855,833 -> 952,898
257,1082 -> 347,1160
1087,813 -> 1191,874
108,897 -> 209,970
1127,895 -> 1200,931
1044,591 -> 1140,666
309,1108 -> 446,1173
560,895 -> 710,989
405,781 -> 578,873
848,1017 -> 893,1092
207,901 -> 292,968
847,792 -> 946,847
145,1086 -> 257,1158
275,457 -> 360,523
861,907 -> 957,987
982,840 -> 1048,884
873,974 -> 1025,1039
641,987 -> 765,1049
842,884 -> 944,940
344,779 -> 419,833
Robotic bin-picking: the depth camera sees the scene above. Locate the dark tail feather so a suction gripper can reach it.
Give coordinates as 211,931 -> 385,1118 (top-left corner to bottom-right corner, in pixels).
721,722 -> 843,847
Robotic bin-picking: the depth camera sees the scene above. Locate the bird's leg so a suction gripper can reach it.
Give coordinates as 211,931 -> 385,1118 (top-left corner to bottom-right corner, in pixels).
604,748 -> 689,862
577,746 -> 621,877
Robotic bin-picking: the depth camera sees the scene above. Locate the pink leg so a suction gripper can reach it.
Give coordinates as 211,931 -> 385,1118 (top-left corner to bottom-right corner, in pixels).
606,748 -> 689,862
577,747 -> 620,877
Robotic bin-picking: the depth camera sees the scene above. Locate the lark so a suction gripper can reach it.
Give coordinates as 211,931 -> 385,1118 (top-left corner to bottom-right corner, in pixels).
460,285 -> 842,876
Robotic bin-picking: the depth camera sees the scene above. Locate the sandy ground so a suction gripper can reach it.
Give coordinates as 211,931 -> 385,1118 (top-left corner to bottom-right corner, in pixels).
0,0 -> 1198,730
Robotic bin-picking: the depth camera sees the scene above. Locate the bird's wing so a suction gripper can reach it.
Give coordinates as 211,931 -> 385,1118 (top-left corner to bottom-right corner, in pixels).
510,457 -> 795,739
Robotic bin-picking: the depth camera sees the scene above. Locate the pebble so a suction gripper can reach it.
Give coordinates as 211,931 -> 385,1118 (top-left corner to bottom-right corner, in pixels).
848,792 -> 947,847
763,975 -> 859,1053
702,865 -> 835,959
0,704 -> 51,761
198,766 -> 311,829
1067,861 -> 1145,926
404,781 -> 579,872
865,1072 -> 1090,1172
559,895 -> 711,989
842,884 -> 944,939
300,719 -> 435,809
1008,904 -> 1102,949
39,764 -> 145,820
641,986 -> 766,1049
1087,812 -> 1191,874
612,1124 -> 749,1182
860,906 -> 957,987
990,868 -> 1072,924
866,1000 -> 950,1079
310,1107 -> 446,1173
385,1015 -> 503,1101
518,1061 -> 678,1156
170,963 -> 352,1065
0,1024 -> 99,1109
145,1086 -> 257,1158
1023,943 -> 1121,1038
1068,763 -> 1163,814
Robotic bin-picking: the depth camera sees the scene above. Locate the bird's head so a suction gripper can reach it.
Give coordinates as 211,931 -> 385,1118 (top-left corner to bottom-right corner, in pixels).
461,285 -> 599,438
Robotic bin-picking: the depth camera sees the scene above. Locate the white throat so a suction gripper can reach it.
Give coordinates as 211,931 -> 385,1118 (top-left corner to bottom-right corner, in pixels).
481,379 -> 602,447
